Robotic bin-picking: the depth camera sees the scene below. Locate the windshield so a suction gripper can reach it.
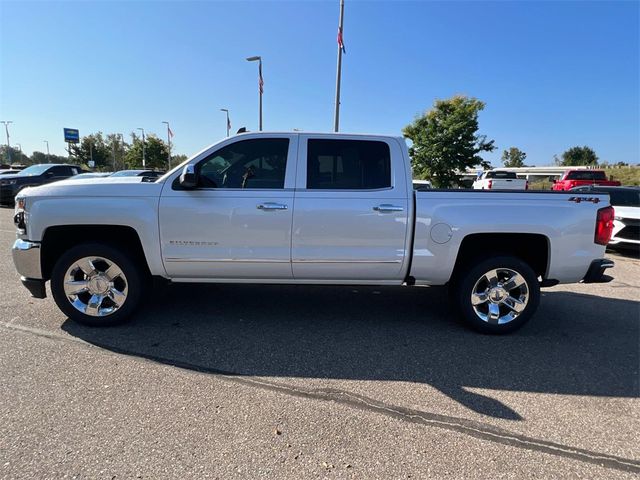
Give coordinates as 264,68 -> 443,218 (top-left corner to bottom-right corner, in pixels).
486,171 -> 517,179
17,164 -> 50,176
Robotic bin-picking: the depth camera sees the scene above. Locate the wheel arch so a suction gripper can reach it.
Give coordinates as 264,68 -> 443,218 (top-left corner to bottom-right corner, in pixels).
41,225 -> 151,281
450,233 -> 550,284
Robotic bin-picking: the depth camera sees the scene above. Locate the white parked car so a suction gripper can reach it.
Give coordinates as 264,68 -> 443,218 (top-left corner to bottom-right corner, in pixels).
571,186 -> 640,247
11,132 -> 615,334
473,170 -> 528,190
413,179 -> 432,191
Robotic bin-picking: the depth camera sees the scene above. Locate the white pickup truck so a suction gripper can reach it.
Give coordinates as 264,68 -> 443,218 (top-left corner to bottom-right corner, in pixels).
473,170 -> 528,190
11,132 -> 615,334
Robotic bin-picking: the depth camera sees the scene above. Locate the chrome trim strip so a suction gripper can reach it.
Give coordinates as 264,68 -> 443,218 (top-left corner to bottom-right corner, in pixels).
164,258 -> 402,264
164,258 -> 289,263
293,259 -> 402,264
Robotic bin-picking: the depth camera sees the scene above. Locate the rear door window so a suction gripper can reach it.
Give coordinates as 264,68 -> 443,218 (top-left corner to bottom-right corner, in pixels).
306,139 -> 391,190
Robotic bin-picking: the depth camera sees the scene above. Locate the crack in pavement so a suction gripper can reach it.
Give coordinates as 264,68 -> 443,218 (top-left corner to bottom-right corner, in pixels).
2,320 -> 639,474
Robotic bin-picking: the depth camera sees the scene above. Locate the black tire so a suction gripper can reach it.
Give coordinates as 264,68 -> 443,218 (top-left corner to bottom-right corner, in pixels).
51,243 -> 146,326
453,255 -> 540,334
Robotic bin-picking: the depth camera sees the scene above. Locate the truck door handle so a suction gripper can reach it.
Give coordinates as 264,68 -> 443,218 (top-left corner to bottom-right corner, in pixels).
257,202 -> 288,211
373,204 -> 404,213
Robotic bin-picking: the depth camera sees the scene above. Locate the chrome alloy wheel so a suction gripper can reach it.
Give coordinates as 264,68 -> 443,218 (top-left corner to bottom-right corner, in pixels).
470,268 -> 529,325
63,256 -> 128,317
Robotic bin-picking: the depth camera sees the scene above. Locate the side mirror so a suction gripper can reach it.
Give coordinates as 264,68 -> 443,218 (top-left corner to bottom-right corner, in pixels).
44,171 -> 54,178
179,164 -> 198,189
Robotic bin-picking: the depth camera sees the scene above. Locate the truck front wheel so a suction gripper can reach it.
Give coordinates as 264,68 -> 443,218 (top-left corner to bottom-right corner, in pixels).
51,243 -> 145,326
453,256 -> 540,334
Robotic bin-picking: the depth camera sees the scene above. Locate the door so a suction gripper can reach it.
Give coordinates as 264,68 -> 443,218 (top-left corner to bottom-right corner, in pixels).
292,135 -> 411,281
159,135 -> 297,279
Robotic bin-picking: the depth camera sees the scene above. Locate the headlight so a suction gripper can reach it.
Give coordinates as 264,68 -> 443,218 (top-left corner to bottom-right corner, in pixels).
0,179 -> 17,186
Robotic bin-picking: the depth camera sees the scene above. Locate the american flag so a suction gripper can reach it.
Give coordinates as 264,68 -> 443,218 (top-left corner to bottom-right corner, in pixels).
258,62 -> 264,94
168,126 -> 174,138
227,115 -> 231,131
337,27 -> 346,54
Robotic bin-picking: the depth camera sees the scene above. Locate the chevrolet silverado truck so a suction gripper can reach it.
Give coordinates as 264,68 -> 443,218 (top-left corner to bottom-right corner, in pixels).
472,170 -> 528,190
551,169 -> 621,191
11,132 -> 616,333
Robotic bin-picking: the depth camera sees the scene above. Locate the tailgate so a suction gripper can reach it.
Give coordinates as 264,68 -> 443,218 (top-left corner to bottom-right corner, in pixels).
492,179 -> 527,189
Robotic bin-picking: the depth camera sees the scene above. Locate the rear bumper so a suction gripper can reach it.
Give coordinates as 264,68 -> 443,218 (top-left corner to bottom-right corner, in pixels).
12,239 -> 46,298
582,258 -> 614,283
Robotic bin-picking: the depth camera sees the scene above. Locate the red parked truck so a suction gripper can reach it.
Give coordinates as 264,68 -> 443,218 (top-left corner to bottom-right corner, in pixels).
551,169 -> 621,191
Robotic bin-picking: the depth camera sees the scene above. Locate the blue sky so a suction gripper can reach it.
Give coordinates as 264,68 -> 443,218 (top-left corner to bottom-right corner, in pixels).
1,0 -> 638,166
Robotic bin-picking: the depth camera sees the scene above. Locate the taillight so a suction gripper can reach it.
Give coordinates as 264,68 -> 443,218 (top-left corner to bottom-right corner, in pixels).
595,206 -> 615,245
487,180 -> 492,189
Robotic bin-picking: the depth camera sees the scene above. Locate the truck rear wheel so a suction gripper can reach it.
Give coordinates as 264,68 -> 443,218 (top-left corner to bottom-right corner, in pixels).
51,243 -> 145,326
453,256 -> 540,334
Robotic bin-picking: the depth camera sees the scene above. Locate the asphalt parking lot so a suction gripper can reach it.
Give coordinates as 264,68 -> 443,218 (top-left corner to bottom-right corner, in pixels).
0,206 -> 638,479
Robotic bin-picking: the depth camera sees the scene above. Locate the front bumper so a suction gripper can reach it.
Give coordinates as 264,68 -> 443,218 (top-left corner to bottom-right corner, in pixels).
12,239 -> 42,279
582,259 -> 615,284
12,239 -> 46,298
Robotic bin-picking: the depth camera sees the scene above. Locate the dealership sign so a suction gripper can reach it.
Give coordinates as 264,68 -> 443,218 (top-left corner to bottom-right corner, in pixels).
63,128 -> 80,143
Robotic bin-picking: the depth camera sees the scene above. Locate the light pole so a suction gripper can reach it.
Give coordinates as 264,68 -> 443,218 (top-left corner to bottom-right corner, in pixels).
1,121 -> 13,164
162,121 -> 172,169
246,56 -> 263,131
117,133 -> 124,171
111,136 -> 117,171
43,140 -> 50,162
137,128 -> 146,168
334,0 -> 345,132
220,108 -> 230,137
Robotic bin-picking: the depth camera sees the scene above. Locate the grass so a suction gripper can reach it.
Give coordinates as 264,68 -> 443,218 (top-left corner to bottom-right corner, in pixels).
604,166 -> 640,186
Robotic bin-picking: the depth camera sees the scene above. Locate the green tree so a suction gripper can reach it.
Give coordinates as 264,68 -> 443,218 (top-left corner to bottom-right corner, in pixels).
30,151 -> 71,165
403,95 -> 495,187
0,146 -> 30,166
172,154 -> 188,166
501,147 -> 527,168
70,133 -> 111,169
124,133 -> 170,170
555,146 -> 598,166
105,133 -> 129,172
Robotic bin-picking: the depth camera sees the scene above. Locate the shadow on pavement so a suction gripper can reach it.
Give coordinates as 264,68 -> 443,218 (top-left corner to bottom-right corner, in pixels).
608,245 -> 640,260
63,283 -> 640,421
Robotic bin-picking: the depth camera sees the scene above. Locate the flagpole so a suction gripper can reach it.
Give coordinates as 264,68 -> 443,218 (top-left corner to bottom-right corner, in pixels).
258,59 -> 263,131
334,0 -> 345,132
